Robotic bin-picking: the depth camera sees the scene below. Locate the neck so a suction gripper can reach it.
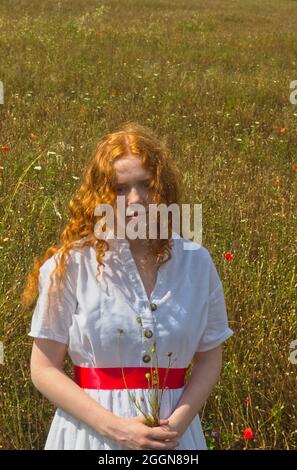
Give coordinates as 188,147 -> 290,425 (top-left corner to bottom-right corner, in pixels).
128,238 -> 152,255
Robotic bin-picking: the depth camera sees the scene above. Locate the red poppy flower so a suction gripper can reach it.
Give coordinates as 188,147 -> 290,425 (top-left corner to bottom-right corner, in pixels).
243,428 -> 253,439
31,132 -> 37,140
0,145 -> 10,151
224,252 -> 234,260
292,164 -> 297,170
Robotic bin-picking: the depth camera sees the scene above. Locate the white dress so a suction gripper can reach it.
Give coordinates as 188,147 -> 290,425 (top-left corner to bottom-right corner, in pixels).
28,232 -> 233,450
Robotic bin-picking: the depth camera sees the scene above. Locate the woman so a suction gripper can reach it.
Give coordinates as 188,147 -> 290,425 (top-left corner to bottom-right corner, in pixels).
23,121 -> 233,450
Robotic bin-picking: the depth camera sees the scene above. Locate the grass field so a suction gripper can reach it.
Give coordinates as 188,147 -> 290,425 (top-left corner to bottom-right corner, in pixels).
0,0 -> 297,449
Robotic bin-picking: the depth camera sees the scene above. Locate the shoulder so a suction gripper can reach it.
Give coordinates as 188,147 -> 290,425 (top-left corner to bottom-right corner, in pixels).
173,234 -> 223,295
172,232 -> 213,267
39,234 -> 95,277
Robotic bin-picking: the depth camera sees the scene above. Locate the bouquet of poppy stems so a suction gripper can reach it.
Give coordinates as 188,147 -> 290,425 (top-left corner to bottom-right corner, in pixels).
116,316 -> 177,427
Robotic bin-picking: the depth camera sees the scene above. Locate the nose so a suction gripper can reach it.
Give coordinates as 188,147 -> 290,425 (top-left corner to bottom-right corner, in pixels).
127,186 -> 143,205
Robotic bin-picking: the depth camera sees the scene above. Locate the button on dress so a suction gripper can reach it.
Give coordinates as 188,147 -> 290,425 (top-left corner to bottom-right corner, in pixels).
28,231 -> 233,450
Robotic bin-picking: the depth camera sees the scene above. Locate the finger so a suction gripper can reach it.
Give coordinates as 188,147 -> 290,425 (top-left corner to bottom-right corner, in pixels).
149,428 -> 179,440
133,416 -> 146,424
158,419 -> 177,431
145,439 -> 179,450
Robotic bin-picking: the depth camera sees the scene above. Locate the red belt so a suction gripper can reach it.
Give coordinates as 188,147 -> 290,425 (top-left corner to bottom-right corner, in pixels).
74,365 -> 188,389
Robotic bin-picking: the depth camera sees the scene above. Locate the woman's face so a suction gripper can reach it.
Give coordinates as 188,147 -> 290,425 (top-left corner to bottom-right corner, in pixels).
113,154 -> 154,233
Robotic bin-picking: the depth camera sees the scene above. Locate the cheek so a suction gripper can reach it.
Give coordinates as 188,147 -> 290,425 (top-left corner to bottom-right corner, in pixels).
145,188 -> 155,202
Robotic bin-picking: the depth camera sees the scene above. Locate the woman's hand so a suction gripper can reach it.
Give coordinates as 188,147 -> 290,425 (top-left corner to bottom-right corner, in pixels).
112,415 -> 180,450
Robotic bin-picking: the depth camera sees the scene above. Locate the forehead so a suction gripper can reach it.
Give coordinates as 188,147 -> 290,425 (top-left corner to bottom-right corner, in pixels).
113,155 -> 152,183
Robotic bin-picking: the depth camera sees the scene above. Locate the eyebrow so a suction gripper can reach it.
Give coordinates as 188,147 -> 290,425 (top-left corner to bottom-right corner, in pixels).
116,178 -> 151,186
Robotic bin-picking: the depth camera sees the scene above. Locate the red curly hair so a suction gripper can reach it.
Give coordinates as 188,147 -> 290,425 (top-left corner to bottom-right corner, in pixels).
21,121 -> 181,309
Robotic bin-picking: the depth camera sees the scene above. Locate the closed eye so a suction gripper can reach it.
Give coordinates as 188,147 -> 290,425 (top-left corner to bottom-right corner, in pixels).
116,181 -> 151,192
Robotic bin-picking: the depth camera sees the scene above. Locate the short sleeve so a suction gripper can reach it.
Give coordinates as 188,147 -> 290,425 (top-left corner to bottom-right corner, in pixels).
196,254 -> 233,352
27,252 -> 78,345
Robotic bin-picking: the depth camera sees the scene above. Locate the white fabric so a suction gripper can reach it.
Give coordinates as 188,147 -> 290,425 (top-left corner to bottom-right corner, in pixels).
28,231 -> 233,450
